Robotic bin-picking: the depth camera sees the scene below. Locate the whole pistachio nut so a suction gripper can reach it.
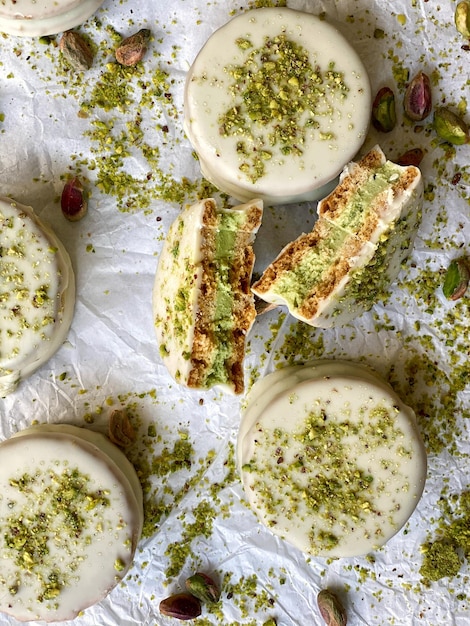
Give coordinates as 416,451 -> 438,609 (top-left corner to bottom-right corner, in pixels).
455,1 -> 470,39
59,31 -> 94,71
61,176 -> 88,221
317,589 -> 347,626
115,29 -> 151,66
443,257 -> 469,301
185,572 -> 220,603
433,107 -> 470,145
404,71 -> 432,121
159,593 -> 202,621
396,147 -> 425,167
372,86 -> 397,133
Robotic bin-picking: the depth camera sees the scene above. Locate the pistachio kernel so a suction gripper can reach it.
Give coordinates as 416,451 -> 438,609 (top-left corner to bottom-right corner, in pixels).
433,107 -> 470,145
371,87 -> 396,133
455,1 -> 470,39
396,147 -> 425,167
317,589 -> 347,626
185,572 -> 220,603
115,29 -> 151,67
442,257 -> 470,301
159,592 -> 202,621
59,31 -> 94,71
404,71 -> 432,121
61,176 -> 88,221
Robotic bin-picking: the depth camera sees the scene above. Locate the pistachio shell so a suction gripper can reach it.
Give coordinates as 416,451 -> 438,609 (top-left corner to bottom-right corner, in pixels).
108,409 -> 136,447
317,589 -> 347,626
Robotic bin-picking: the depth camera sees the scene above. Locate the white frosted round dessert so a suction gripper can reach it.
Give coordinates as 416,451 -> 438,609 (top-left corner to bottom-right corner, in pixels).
0,0 -> 105,36
184,8 -> 371,205
0,424 -> 143,623
238,360 -> 427,558
0,197 -> 75,396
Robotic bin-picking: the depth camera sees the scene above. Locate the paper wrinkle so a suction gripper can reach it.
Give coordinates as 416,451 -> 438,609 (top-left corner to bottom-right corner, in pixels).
0,0 -> 469,624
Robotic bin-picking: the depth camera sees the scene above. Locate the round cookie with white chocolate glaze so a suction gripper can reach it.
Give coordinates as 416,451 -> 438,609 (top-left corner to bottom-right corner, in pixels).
0,424 -> 143,623
0,197 -> 75,396
0,0 -> 105,37
238,360 -> 427,558
184,8 -> 371,205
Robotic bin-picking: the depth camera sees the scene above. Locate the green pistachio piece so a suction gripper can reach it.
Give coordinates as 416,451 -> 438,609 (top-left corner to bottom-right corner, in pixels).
433,107 -> 470,145
455,1 -> 470,39
372,87 -> 396,133
185,572 -> 220,603
317,589 -> 347,626
443,257 -> 469,301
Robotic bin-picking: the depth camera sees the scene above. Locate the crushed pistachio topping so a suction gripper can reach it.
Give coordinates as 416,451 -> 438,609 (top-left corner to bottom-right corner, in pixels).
0,207 -> 59,374
2,467 -> 111,603
218,35 -> 349,182
244,401 -> 409,554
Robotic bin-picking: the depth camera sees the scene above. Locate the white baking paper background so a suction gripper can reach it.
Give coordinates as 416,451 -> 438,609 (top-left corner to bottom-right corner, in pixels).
0,0 -> 469,624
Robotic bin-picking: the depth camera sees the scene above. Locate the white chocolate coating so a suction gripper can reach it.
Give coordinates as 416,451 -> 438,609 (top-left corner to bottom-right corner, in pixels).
184,8 -> 371,205
0,0 -> 105,37
0,424 -> 143,622
238,361 -> 427,558
0,197 -> 75,396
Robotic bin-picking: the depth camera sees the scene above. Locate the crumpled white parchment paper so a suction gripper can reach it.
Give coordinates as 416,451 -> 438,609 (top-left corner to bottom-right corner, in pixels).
0,0 -> 469,624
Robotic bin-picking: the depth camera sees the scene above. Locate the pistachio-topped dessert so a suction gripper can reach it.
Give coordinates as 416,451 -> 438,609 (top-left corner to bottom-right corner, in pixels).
238,360 -> 427,558
252,145 -> 424,327
0,0 -> 106,36
153,197 -> 263,394
184,7 -> 371,205
0,197 -> 75,396
0,424 -> 143,622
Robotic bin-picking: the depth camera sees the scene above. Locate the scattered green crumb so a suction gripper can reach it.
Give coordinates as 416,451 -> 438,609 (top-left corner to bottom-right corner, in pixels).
419,490 -> 470,584
420,538 -> 461,582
